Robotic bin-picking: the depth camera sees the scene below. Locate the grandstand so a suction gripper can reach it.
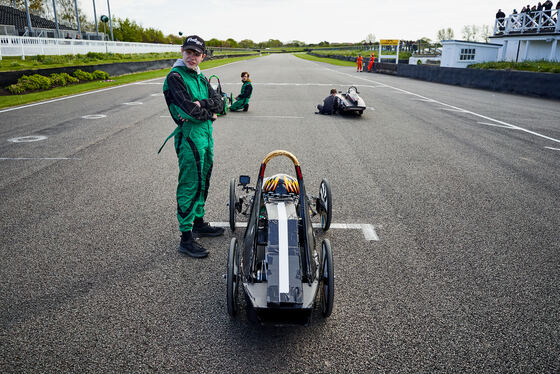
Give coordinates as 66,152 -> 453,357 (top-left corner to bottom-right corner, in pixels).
0,5 -> 78,38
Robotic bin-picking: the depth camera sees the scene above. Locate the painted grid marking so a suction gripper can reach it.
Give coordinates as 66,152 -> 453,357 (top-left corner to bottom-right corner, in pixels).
545,147 -> 560,151
211,222 -> 379,241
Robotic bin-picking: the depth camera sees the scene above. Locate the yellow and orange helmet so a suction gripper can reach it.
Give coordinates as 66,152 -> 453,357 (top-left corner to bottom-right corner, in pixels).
262,173 -> 299,195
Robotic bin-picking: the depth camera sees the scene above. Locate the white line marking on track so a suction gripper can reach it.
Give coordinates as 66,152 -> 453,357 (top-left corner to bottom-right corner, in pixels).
243,115 -> 304,119
440,108 -> 468,113
0,157 -> 81,160
477,121 -> 515,129
160,115 -> 171,118
367,107 -> 376,111
122,102 -> 143,105
325,67 -> 560,145
135,82 -> 163,85
222,83 -> 385,89
545,146 -> 560,151
151,93 -> 164,96
412,98 -> 436,102
210,222 -> 380,241
81,114 -> 107,119
7,135 -> 47,143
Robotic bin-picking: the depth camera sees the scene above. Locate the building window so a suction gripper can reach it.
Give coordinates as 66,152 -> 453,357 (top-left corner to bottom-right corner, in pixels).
459,48 -> 476,61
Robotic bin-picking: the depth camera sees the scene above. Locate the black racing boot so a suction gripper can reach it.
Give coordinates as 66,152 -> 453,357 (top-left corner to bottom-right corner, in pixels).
192,218 -> 225,237
178,231 -> 208,258
243,104 -> 249,112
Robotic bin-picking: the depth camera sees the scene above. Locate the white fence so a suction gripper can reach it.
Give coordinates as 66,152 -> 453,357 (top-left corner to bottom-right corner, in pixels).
494,9 -> 560,35
0,35 -> 180,59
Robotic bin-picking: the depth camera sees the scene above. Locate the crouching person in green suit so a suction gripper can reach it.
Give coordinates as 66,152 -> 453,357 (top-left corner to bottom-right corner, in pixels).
229,72 -> 252,112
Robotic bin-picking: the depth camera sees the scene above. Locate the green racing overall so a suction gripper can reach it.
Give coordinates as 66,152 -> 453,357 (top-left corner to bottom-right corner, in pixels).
160,60 -> 224,232
229,80 -> 253,111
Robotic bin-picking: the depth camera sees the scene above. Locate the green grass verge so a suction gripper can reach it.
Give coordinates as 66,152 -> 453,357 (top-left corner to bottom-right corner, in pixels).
294,53 -> 356,66
467,60 -> 560,73
0,55 -> 260,109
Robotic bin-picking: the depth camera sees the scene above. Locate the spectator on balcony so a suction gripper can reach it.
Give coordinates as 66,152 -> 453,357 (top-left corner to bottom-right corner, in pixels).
543,0 -> 553,24
65,33 -> 71,39
496,9 -> 506,31
496,9 -> 505,19
556,0 -> 560,9
513,8 -> 518,14
537,2 -> 543,11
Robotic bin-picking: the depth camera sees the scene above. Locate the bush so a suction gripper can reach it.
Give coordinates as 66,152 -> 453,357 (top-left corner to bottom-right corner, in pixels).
86,52 -> 105,60
49,72 -> 78,87
73,69 -> 94,81
49,73 -> 67,87
64,73 -> 79,84
7,83 -> 26,94
92,70 -> 109,80
18,74 -> 51,90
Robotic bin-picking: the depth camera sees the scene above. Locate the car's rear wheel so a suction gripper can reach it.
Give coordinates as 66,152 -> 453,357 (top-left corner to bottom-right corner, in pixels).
227,238 -> 239,316
320,239 -> 334,318
229,178 -> 237,232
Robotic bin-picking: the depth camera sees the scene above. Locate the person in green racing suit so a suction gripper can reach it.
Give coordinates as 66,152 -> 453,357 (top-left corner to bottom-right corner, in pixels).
160,35 -> 225,258
229,71 -> 253,112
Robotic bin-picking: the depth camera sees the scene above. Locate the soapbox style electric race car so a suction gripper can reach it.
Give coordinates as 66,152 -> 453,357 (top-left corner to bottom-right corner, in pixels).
226,150 -> 334,325
208,75 -> 232,116
335,86 -> 366,115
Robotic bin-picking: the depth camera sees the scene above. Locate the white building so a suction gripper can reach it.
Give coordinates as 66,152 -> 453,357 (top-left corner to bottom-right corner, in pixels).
491,9 -> 560,62
440,40 -> 502,68
439,9 -> 560,68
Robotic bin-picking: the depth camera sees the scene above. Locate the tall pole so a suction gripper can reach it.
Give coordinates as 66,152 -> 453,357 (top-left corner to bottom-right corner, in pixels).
52,0 -> 60,38
74,0 -> 81,35
23,0 -> 33,36
93,0 -> 98,36
107,0 -> 114,41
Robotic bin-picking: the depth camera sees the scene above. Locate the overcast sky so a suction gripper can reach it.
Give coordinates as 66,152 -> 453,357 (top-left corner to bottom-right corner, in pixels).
81,0 -> 519,43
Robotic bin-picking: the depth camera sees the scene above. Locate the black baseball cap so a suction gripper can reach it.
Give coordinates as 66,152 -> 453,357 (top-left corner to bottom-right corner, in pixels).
182,35 -> 206,54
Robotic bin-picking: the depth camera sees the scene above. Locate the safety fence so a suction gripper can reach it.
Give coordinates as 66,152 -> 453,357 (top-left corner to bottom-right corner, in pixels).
0,35 -> 180,59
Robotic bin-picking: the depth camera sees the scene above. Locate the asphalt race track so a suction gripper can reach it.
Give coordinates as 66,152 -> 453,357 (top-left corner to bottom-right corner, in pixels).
1,53 -> 559,372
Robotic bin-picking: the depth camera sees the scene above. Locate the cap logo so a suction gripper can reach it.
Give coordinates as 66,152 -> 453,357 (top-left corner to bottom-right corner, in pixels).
187,37 -> 203,46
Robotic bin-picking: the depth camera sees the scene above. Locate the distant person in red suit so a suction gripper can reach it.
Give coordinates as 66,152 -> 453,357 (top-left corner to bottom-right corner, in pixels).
367,53 -> 375,72
356,54 -> 363,72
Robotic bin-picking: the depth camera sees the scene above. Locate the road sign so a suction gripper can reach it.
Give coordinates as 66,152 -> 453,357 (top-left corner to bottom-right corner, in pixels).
380,39 -> 399,46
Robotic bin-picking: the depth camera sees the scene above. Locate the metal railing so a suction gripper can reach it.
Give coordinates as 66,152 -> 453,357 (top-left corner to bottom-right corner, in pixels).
0,35 -> 180,59
494,9 -> 560,35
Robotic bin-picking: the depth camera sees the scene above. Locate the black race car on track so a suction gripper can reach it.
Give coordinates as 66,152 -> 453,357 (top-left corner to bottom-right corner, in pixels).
227,150 -> 334,325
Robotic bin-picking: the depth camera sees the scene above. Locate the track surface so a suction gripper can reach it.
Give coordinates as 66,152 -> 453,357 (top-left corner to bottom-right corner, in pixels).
1,54 -> 559,372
